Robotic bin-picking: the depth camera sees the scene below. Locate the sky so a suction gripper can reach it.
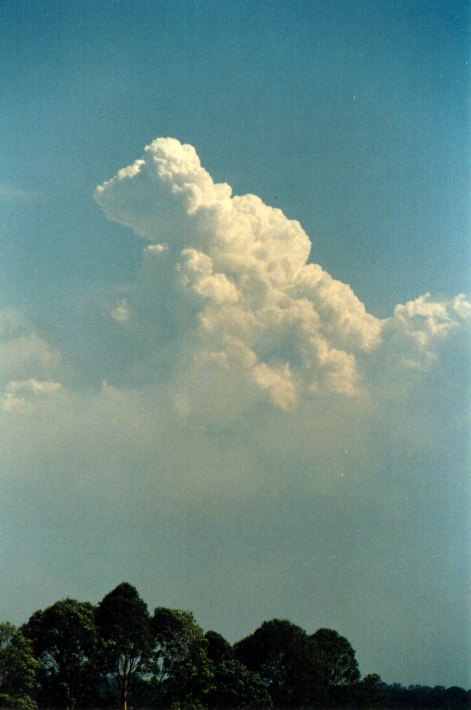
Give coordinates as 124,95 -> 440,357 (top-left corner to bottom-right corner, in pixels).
0,0 -> 470,690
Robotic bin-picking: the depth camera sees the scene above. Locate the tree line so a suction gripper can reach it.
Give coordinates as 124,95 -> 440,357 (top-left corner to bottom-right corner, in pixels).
0,583 -> 468,710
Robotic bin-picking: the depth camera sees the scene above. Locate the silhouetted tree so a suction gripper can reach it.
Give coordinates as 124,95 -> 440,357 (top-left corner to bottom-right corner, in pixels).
95,582 -> 152,710
207,659 -> 272,709
3,583 -> 470,710
357,673 -> 386,708
204,630 -> 233,665
443,686 -> 469,709
311,628 -> 360,686
234,619 -> 326,708
22,599 -> 98,710
151,607 -> 213,708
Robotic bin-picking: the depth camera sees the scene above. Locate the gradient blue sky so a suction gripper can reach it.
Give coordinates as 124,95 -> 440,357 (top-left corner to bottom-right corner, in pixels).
1,0 -> 470,689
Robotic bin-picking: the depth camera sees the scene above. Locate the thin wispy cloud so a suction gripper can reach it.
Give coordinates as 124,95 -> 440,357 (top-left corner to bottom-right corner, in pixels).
0,183 -> 43,201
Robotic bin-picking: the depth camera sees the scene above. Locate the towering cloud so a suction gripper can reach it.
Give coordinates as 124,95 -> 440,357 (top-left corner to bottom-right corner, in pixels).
94,138 -> 469,410
2,137 -> 469,687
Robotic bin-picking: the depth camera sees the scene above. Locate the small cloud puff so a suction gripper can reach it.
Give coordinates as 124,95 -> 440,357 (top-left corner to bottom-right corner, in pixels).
380,293 -> 471,375
144,243 -> 168,255
2,378 -> 63,411
0,309 -> 61,383
111,298 -> 131,323
95,138 -> 471,409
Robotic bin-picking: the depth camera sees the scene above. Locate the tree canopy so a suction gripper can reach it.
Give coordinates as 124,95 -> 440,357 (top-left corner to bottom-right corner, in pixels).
0,622 -> 39,710
22,598 -> 98,710
234,619 -> 326,707
204,630 -> 233,665
4,583 -> 469,710
95,582 -> 152,710
311,627 -> 360,686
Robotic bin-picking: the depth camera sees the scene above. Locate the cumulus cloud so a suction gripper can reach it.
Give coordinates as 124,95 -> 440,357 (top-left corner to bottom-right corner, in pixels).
1,138 -> 469,687
94,138 -> 470,410
387,292 -> 471,363
2,378 -> 63,411
0,309 -> 61,383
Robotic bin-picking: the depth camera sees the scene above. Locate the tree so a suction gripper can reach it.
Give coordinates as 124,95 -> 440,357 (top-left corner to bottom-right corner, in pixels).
95,582 -> 152,710
0,623 -> 39,709
207,659 -> 272,709
311,628 -> 360,686
22,599 -> 98,710
151,607 -> 213,707
357,673 -> 386,708
234,619 -> 326,708
444,686 -> 469,709
204,630 -> 233,665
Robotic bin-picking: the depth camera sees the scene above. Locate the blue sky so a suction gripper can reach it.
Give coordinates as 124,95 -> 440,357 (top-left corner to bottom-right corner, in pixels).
2,0 -> 469,316
1,0 -> 470,689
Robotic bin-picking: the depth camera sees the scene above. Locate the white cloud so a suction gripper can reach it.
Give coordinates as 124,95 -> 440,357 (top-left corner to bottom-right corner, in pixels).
94,138 -> 232,243
372,292 -> 471,388
2,378 -> 63,411
0,309 -> 61,383
391,292 -> 470,341
111,298 -> 131,323
94,138 -> 470,409
6,379 -> 63,395
1,138 -> 469,691
251,362 -> 298,410
178,248 -> 240,306
144,243 -> 168,255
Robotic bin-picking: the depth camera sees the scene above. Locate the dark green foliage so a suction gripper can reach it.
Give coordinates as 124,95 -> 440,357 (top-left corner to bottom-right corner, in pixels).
443,686 -> 470,709
0,623 -> 39,710
152,608 -> 206,673
311,627 -> 360,686
379,683 -> 470,710
204,630 -> 233,665
356,673 -> 387,708
234,619 -> 326,708
21,599 -> 98,710
0,695 -> 38,710
5,583 -> 469,709
207,659 -> 272,709
151,607 -> 213,707
95,582 -> 152,710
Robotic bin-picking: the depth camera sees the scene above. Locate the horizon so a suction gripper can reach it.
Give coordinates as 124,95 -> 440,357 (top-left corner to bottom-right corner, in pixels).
13,578 -> 471,692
